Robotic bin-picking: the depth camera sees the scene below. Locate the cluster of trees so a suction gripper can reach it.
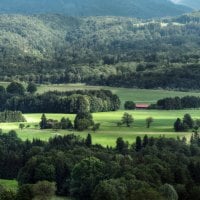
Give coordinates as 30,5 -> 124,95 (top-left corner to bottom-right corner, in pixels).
124,101 -> 136,110
5,82 -> 37,95
0,13 -> 200,89
156,96 -> 200,110
0,181 -> 56,200
118,113 -> 154,128
0,85 -> 120,113
174,113 -> 199,132
0,111 -> 26,122
1,131 -> 200,199
40,113 -> 100,132
40,114 -> 73,130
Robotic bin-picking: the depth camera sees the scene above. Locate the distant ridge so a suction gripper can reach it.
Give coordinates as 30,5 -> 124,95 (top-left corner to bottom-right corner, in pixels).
0,0 -> 192,19
171,0 -> 200,10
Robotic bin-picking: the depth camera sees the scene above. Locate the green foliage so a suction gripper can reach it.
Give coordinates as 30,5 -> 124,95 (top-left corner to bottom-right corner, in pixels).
174,114 -> 194,132
159,184 -> 178,200
6,82 -> 25,95
183,113 -> 194,129
116,137 -> 128,154
2,90 -> 120,113
135,136 -> 142,152
124,101 -> 136,110
27,82 -> 37,94
0,188 -> 16,200
91,123 -> 101,132
70,157 -> 105,200
16,184 -> 34,200
3,131 -> 200,199
0,111 -> 26,122
85,134 -> 92,147
121,112 -> 134,127
19,123 -> 25,130
157,96 -> 200,110
0,13 -> 199,89
33,181 -> 56,200
40,114 -> 47,129
146,117 -> 154,128
93,180 -> 119,200
74,112 -> 94,131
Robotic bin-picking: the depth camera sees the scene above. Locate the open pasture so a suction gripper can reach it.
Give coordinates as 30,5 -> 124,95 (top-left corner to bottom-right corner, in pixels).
37,83 -> 200,106
0,109 -> 198,146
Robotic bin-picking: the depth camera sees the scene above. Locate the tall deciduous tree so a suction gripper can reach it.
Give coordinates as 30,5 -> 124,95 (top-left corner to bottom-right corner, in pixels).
121,112 -> 134,127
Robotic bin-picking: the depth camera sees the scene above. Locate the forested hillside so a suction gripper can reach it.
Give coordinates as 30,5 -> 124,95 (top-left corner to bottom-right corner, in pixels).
171,0 -> 200,10
0,0 -> 191,18
0,12 -> 200,89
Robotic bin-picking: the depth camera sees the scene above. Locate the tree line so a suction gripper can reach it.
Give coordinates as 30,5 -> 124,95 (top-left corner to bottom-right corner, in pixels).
0,82 -> 120,113
156,96 -> 200,110
1,131 -> 200,199
0,111 -> 26,122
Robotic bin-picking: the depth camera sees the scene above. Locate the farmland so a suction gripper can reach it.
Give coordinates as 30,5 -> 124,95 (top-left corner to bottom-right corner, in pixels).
37,83 -> 200,106
0,83 -> 199,146
0,109 -> 198,146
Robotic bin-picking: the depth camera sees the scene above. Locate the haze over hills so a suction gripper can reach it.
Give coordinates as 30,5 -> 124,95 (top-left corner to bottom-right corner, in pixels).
0,0 -> 192,18
171,0 -> 200,10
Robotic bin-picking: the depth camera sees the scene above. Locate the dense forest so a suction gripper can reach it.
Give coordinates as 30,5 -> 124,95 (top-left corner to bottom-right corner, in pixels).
0,12 -> 199,89
0,83 -> 120,113
0,0 -> 191,18
1,131 -> 200,199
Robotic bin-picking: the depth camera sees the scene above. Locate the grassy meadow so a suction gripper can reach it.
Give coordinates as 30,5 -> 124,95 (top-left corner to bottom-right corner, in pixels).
0,179 -> 18,191
0,109 -> 199,146
0,83 -> 200,146
37,83 -> 200,106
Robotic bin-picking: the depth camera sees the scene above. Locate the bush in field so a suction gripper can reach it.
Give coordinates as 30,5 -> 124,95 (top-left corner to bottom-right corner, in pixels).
121,112 -> 134,127
74,112 -> 94,131
146,117 -> 154,128
124,101 -> 136,110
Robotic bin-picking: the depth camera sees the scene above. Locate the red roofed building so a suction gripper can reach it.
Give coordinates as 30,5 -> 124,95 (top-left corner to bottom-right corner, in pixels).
136,104 -> 150,109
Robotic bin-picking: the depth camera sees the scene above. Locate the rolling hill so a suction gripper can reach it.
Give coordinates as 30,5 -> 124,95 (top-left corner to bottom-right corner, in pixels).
0,12 -> 199,89
171,0 -> 200,10
0,0 -> 192,19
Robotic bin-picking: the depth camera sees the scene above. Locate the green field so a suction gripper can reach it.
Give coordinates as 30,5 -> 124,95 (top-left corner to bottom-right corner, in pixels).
0,109 -> 198,146
0,179 -> 18,191
0,83 -> 200,146
37,83 -> 200,106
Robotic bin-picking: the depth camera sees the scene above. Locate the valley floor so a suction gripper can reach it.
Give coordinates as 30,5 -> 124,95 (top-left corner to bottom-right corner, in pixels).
0,109 -> 197,146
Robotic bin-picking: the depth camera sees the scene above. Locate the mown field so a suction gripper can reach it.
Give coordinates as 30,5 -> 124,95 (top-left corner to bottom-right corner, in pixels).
0,109 -> 198,146
37,83 -> 200,106
0,83 -> 200,146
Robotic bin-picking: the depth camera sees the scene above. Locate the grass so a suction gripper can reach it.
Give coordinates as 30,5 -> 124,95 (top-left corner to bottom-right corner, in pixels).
37,83 -> 200,106
1,109 -> 198,146
0,179 -> 71,199
0,179 -> 18,191
0,82 -> 199,146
